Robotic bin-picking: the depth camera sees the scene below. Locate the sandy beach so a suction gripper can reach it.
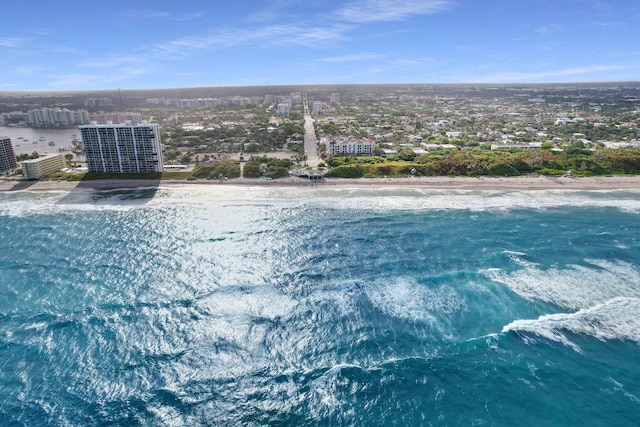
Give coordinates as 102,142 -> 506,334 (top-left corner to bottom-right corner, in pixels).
2,175 -> 640,192
1,175 -> 640,193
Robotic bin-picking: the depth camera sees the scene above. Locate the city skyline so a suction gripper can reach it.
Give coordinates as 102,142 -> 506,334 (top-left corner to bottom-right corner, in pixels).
1,0 -> 639,90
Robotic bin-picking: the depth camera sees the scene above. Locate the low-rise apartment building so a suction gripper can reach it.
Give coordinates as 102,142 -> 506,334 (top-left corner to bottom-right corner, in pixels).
21,153 -> 66,179
327,135 -> 375,156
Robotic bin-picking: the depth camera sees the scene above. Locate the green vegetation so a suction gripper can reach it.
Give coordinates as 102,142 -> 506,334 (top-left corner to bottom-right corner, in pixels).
325,165 -> 366,178
324,149 -> 640,177
242,156 -> 293,178
191,160 -> 241,179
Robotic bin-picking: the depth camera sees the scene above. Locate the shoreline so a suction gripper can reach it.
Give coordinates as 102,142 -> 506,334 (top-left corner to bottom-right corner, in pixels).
1,175 -> 640,193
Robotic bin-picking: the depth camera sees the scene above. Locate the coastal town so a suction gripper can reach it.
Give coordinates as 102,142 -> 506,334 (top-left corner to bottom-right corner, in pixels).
1,83 -> 640,181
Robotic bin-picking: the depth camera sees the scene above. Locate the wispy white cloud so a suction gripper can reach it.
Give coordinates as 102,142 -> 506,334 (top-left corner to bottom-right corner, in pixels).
156,11 -> 206,22
9,65 -> 47,76
47,66 -> 151,89
471,64 -> 627,83
0,82 -> 21,89
119,10 -> 205,22
247,0 -> 306,22
145,24 -> 348,57
319,57 -> 436,82
0,37 -> 29,48
335,0 -> 453,23
592,20 -> 625,28
535,24 -> 568,34
590,0 -> 614,12
317,53 -> 385,62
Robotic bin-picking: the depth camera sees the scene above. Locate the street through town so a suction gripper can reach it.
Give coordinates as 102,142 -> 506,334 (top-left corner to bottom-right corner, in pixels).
302,93 -> 321,167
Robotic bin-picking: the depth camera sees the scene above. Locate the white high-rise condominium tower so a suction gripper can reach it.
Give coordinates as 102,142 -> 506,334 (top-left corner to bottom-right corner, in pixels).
80,122 -> 163,173
0,136 -> 17,174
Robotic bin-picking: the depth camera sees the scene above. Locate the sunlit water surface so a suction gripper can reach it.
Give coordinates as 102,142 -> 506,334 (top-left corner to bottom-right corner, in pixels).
1,186 -> 640,425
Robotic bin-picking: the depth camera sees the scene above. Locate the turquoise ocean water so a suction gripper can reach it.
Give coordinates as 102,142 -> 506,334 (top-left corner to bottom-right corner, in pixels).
1,186 -> 640,425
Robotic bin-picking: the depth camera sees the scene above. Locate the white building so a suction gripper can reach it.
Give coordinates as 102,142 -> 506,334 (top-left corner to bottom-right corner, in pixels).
327,135 -> 375,156
491,142 -> 542,151
21,153 -> 66,179
277,103 -> 290,116
330,93 -> 341,104
0,137 -> 17,174
27,108 -> 90,127
84,98 -> 113,107
312,102 -> 324,114
80,122 -> 163,173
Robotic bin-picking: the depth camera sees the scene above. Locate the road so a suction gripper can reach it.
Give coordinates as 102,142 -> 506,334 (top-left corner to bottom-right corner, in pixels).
302,93 -> 322,167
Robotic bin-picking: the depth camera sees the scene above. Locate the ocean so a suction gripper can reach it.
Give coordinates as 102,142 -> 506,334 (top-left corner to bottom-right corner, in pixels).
1,186 -> 639,425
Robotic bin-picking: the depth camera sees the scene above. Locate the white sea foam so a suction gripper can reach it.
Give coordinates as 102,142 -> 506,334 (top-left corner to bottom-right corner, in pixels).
194,284 -> 298,321
3,186 -> 640,217
491,258 -> 640,349
502,297 -> 640,351
483,259 -> 640,311
309,277 -> 464,331
262,188 -> 640,214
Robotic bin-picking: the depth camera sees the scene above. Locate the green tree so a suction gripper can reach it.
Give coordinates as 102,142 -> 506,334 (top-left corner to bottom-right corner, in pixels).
242,161 -> 262,178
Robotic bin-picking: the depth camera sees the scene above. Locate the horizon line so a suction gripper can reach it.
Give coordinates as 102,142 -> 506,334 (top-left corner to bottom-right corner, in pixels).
1,80 -> 639,94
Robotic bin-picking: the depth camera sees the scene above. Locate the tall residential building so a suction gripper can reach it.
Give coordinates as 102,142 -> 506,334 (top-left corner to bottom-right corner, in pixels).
80,122 -> 163,173
330,93 -> 341,104
277,103 -> 290,116
21,153 -> 66,179
0,137 -> 18,174
312,102 -> 324,114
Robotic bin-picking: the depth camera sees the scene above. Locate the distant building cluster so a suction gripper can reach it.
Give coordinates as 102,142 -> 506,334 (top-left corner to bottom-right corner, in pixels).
0,111 -> 29,125
27,108 -> 90,127
81,92 -> 308,112
147,96 -> 258,108
88,112 -> 143,124
84,98 -> 113,107
0,109 -> 89,127
325,135 -> 376,156
80,122 -> 163,173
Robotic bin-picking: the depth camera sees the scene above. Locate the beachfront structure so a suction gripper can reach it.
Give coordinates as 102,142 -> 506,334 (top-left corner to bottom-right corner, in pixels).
0,137 -> 18,174
21,153 -> 66,179
491,142 -> 542,151
80,121 -> 163,173
327,135 -> 376,156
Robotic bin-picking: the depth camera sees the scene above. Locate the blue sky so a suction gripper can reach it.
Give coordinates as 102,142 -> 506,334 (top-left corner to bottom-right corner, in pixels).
1,0 -> 639,90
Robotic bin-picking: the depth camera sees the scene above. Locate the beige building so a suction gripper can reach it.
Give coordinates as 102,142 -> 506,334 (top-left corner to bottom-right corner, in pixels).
21,153 -> 66,179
